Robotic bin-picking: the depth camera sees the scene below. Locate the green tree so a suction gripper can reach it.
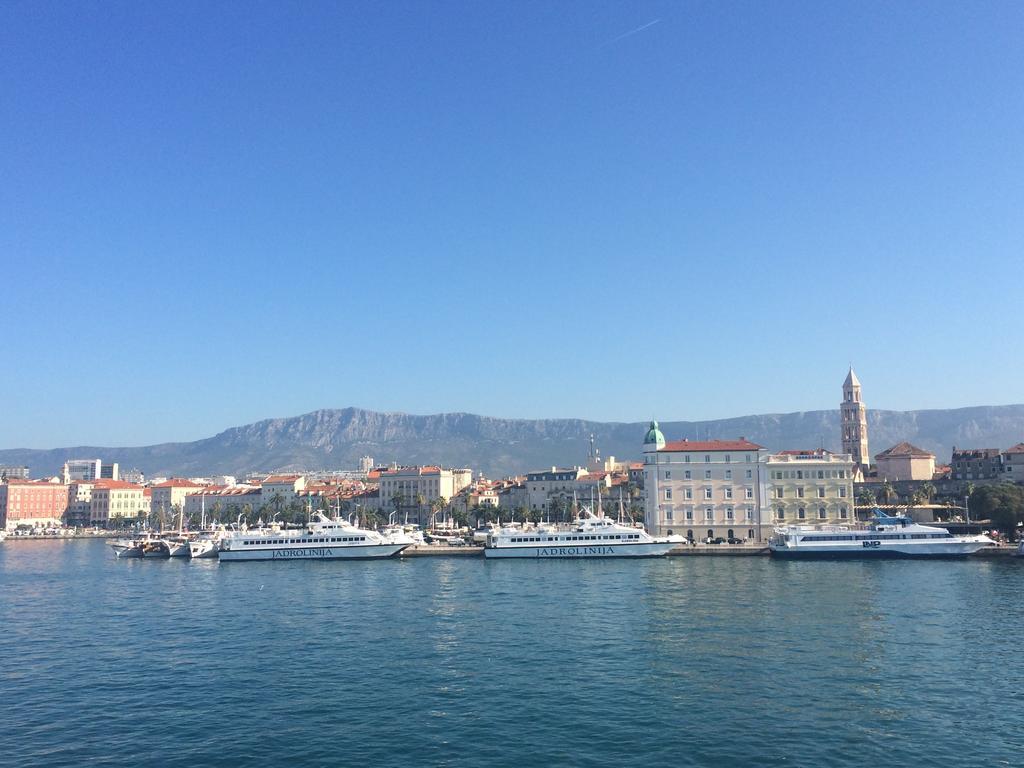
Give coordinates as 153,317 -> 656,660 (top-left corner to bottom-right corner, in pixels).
880,481 -> 896,504
390,492 -> 406,515
968,484 -> 1024,536
430,496 -> 447,526
856,487 -> 877,508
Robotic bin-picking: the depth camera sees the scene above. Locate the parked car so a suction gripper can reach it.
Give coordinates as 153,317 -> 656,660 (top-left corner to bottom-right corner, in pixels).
711,537 -> 726,545
727,537 -> 744,544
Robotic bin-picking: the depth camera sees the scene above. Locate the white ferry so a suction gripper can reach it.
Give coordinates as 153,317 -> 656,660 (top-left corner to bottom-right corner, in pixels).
769,511 -> 994,558
218,512 -> 414,561
484,508 -> 683,559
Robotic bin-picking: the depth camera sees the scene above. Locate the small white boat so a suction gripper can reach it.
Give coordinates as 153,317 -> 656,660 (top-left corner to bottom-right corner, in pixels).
110,537 -> 145,558
189,529 -> 227,559
164,536 -> 192,558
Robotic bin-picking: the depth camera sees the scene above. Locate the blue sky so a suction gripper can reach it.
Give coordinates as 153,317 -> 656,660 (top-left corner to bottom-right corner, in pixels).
2,1 -> 1023,448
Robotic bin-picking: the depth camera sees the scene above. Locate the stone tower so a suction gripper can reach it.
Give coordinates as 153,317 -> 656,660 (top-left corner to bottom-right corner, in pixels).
841,368 -> 870,469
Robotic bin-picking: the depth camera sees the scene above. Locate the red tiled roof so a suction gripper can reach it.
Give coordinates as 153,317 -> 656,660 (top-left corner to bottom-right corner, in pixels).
1002,443 -> 1024,454
152,479 -> 206,488
876,442 -> 934,459
660,439 -> 764,452
262,474 -> 303,484
91,480 -> 143,490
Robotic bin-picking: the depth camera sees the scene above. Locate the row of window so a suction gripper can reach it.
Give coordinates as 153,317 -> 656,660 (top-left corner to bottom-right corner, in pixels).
243,536 -> 366,545
664,469 -> 754,481
664,486 -> 756,501
776,507 -> 849,520
509,534 -> 641,543
774,487 -> 848,499
769,470 -> 848,480
664,506 -> 755,522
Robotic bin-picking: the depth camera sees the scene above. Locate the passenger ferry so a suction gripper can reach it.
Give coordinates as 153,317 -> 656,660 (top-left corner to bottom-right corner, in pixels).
218,512 -> 415,561
769,511 -> 994,558
484,508 -> 684,559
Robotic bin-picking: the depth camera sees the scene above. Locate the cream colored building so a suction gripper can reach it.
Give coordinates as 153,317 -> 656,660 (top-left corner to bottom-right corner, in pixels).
377,466 -> 473,508
260,474 -> 307,508
642,423 -> 770,541
150,479 -> 207,518
90,480 -> 148,526
766,450 -> 855,526
525,467 -> 588,511
874,442 -> 936,481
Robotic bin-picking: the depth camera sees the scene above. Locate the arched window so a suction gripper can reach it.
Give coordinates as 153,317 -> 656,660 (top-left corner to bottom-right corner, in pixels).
818,507 -> 827,520
686,529 -> 694,541
706,528 -> 714,542
798,507 -> 806,520
727,528 -> 735,539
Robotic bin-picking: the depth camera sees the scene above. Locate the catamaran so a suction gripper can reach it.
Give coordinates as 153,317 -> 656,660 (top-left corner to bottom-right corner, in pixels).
218,512 -> 415,561
484,506 -> 683,558
769,510 -> 994,558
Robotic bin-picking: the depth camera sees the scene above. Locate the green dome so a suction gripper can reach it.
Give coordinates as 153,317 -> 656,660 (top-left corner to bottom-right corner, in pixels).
644,420 -> 665,447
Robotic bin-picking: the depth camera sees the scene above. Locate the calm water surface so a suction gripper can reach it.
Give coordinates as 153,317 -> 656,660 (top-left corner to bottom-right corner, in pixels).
1,540 -> 1022,767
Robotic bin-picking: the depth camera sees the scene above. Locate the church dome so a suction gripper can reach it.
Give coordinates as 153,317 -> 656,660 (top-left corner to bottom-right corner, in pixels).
643,420 -> 665,448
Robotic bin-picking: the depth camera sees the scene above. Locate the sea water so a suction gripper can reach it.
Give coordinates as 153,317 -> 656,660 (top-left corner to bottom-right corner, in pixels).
1,539 -> 1022,767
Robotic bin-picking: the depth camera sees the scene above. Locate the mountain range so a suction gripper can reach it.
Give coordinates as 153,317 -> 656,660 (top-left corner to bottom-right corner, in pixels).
3,405 -> 1024,480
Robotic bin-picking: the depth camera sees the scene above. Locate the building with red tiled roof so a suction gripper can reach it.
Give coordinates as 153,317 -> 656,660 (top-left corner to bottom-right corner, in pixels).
150,479 -> 207,518
90,481 -> 147,527
0,479 -> 69,530
875,442 -> 936,481
641,421 -> 770,541
950,447 -> 1002,481
1002,443 -> 1024,482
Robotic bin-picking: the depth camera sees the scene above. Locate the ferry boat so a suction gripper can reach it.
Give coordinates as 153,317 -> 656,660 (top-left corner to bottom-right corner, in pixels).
769,511 -> 994,558
218,512 -> 414,561
483,507 -> 684,558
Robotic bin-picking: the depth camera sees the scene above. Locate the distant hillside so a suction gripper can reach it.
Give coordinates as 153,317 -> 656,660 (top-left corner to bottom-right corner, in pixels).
2,405 -> 1024,480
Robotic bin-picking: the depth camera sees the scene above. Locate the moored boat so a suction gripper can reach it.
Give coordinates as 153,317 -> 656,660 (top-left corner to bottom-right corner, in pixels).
769,510 -> 995,558
110,537 -> 146,558
218,512 -> 414,561
483,507 -> 683,558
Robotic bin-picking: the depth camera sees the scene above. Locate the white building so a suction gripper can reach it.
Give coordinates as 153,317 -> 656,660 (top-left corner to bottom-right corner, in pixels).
184,486 -> 262,521
642,422 -> 770,541
259,474 -> 307,509
63,459 -> 119,483
765,450 -> 855,526
150,479 -> 207,519
525,467 -> 588,512
377,467 -> 473,509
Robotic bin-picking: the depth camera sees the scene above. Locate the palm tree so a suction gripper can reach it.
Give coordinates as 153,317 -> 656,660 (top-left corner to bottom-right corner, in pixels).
880,480 -> 896,504
430,496 -> 447,526
241,502 -> 253,526
269,492 -> 285,519
920,482 -> 936,503
390,492 -> 406,516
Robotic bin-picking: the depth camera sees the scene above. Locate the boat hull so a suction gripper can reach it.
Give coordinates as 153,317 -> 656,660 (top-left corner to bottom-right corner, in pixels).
110,543 -> 143,558
189,542 -> 220,558
770,542 -> 991,559
484,541 -> 678,558
218,543 -> 409,561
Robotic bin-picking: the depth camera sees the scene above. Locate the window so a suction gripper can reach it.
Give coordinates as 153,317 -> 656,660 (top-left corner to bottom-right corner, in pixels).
664,488 -> 672,500
684,488 -> 693,500
665,507 -> 674,521
725,455 -> 731,463
684,470 -> 691,480
839,487 -> 847,498
777,507 -> 785,520
817,470 -> 824,479
798,507 -> 806,520
797,488 -> 805,498
745,506 -> 754,521
684,455 -> 691,463
685,508 -> 693,520
840,506 -> 848,519
664,470 -> 671,480
725,507 -> 734,520
704,469 -> 712,480
704,487 -> 713,500
725,469 -> 732,480
745,487 -> 753,499
818,507 -> 827,520
796,470 -> 803,479
746,469 -> 752,479
817,487 -> 826,498
704,455 -> 711,463
775,488 -> 784,499
704,507 -> 714,521
724,488 -> 733,500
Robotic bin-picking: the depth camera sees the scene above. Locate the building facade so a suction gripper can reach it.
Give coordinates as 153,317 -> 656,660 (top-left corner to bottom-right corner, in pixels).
766,450 -> 855,526
874,442 -> 936,481
950,448 -> 1002,481
63,459 -> 120,483
377,467 -> 473,508
150,479 -> 207,520
259,474 -> 307,509
0,479 -> 69,531
89,480 -> 147,526
642,423 -> 770,541
0,466 -> 30,481
1002,443 -> 1024,482
525,467 -> 588,512
841,368 -> 870,471
66,482 -> 95,527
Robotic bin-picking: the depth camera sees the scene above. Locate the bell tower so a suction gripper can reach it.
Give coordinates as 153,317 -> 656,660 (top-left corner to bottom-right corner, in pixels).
841,368 -> 870,470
